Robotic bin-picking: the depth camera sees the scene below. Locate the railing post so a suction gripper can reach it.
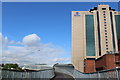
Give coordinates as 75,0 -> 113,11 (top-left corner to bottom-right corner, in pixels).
98,72 -> 100,80
0,70 -> 2,80
116,69 -> 119,80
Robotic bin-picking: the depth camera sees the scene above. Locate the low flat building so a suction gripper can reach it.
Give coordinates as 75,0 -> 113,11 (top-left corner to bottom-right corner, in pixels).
84,52 -> 120,73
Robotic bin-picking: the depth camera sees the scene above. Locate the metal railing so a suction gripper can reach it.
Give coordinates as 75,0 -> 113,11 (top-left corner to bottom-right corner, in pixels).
54,64 -> 120,79
1,64 -> 120,79
1,68 -> 55,80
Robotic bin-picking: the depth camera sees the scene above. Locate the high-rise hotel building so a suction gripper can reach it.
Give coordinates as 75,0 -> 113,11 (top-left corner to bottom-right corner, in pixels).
72,4 -> 120,72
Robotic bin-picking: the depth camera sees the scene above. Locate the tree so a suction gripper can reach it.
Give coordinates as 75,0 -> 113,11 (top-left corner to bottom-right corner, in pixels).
3,64 -> 18,70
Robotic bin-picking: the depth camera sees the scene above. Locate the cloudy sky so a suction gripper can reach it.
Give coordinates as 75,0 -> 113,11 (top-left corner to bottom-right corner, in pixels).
1,33 -> 70,65
1,2 -> 119,65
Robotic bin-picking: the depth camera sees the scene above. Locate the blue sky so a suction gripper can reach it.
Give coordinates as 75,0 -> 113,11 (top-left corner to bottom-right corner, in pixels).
2,2 -> 119,50
2,2 -> 119,64
2,0 -> 120,2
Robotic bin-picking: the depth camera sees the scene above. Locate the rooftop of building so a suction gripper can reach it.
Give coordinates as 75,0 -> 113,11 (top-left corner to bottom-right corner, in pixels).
89,4 -> 115,12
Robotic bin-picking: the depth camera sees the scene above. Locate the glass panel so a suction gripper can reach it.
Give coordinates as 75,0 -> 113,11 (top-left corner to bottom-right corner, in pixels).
115,15 -> 120,50
86,15 -> 95,56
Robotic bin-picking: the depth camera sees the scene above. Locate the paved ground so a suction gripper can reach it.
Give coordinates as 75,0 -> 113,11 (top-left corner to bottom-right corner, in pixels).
51,72 -> 75,80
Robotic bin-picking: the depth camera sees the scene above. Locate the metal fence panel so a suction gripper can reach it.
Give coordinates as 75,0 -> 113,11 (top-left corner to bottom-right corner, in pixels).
54,66 -> 120,79
1,69 -> 55,80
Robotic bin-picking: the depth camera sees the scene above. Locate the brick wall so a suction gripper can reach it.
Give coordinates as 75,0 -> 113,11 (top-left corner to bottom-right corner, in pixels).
84,59 -> 96,73
84,53 -> 120,73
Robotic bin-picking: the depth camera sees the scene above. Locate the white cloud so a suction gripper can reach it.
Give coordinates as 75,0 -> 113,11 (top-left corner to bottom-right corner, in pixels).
52,58 -> 71,62
23,34 -> 40,47
2,33 -> 71,65
4,37 -> 8,45
0,33 -> 8,48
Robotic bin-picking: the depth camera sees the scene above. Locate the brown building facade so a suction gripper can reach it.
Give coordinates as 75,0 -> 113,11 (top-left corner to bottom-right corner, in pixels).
84,53 -> 120,73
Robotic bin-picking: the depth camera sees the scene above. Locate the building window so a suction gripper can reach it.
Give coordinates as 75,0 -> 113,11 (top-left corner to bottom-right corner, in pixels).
115,15 -> 120,51
106,48 -> 108,50
104,19 -> 106,21
114,12 -> 117,14
103,14 -> 106,15
106,45 -> 108,47
104,16 -> 106,18
103,11 -> 106,13
105,27 -> 107,29
86,15 -> 95,56
106,42 -> 108,44
104,25 -> 107,26
104,22 -> 106,23
105,33 -> 107,35
106,39 -> 108,41
105,36 -> 107,38
105,30 -> 107,32
102,8 -> 106,10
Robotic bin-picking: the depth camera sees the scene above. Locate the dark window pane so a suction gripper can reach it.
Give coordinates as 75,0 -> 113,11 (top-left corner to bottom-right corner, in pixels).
102,8 -> 106,10
86,15 -> 95,56
115,15 -> 120,50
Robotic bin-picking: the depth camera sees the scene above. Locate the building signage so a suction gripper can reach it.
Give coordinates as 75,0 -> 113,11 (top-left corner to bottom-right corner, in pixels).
74,12 -> 80,16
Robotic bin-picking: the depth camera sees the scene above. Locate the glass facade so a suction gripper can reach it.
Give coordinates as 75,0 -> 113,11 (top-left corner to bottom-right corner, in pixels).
115,15 -> 120,50
86,15 -> 95,56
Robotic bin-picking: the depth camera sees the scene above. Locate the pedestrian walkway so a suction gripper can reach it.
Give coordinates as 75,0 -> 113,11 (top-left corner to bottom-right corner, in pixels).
51,72 -> 74,80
